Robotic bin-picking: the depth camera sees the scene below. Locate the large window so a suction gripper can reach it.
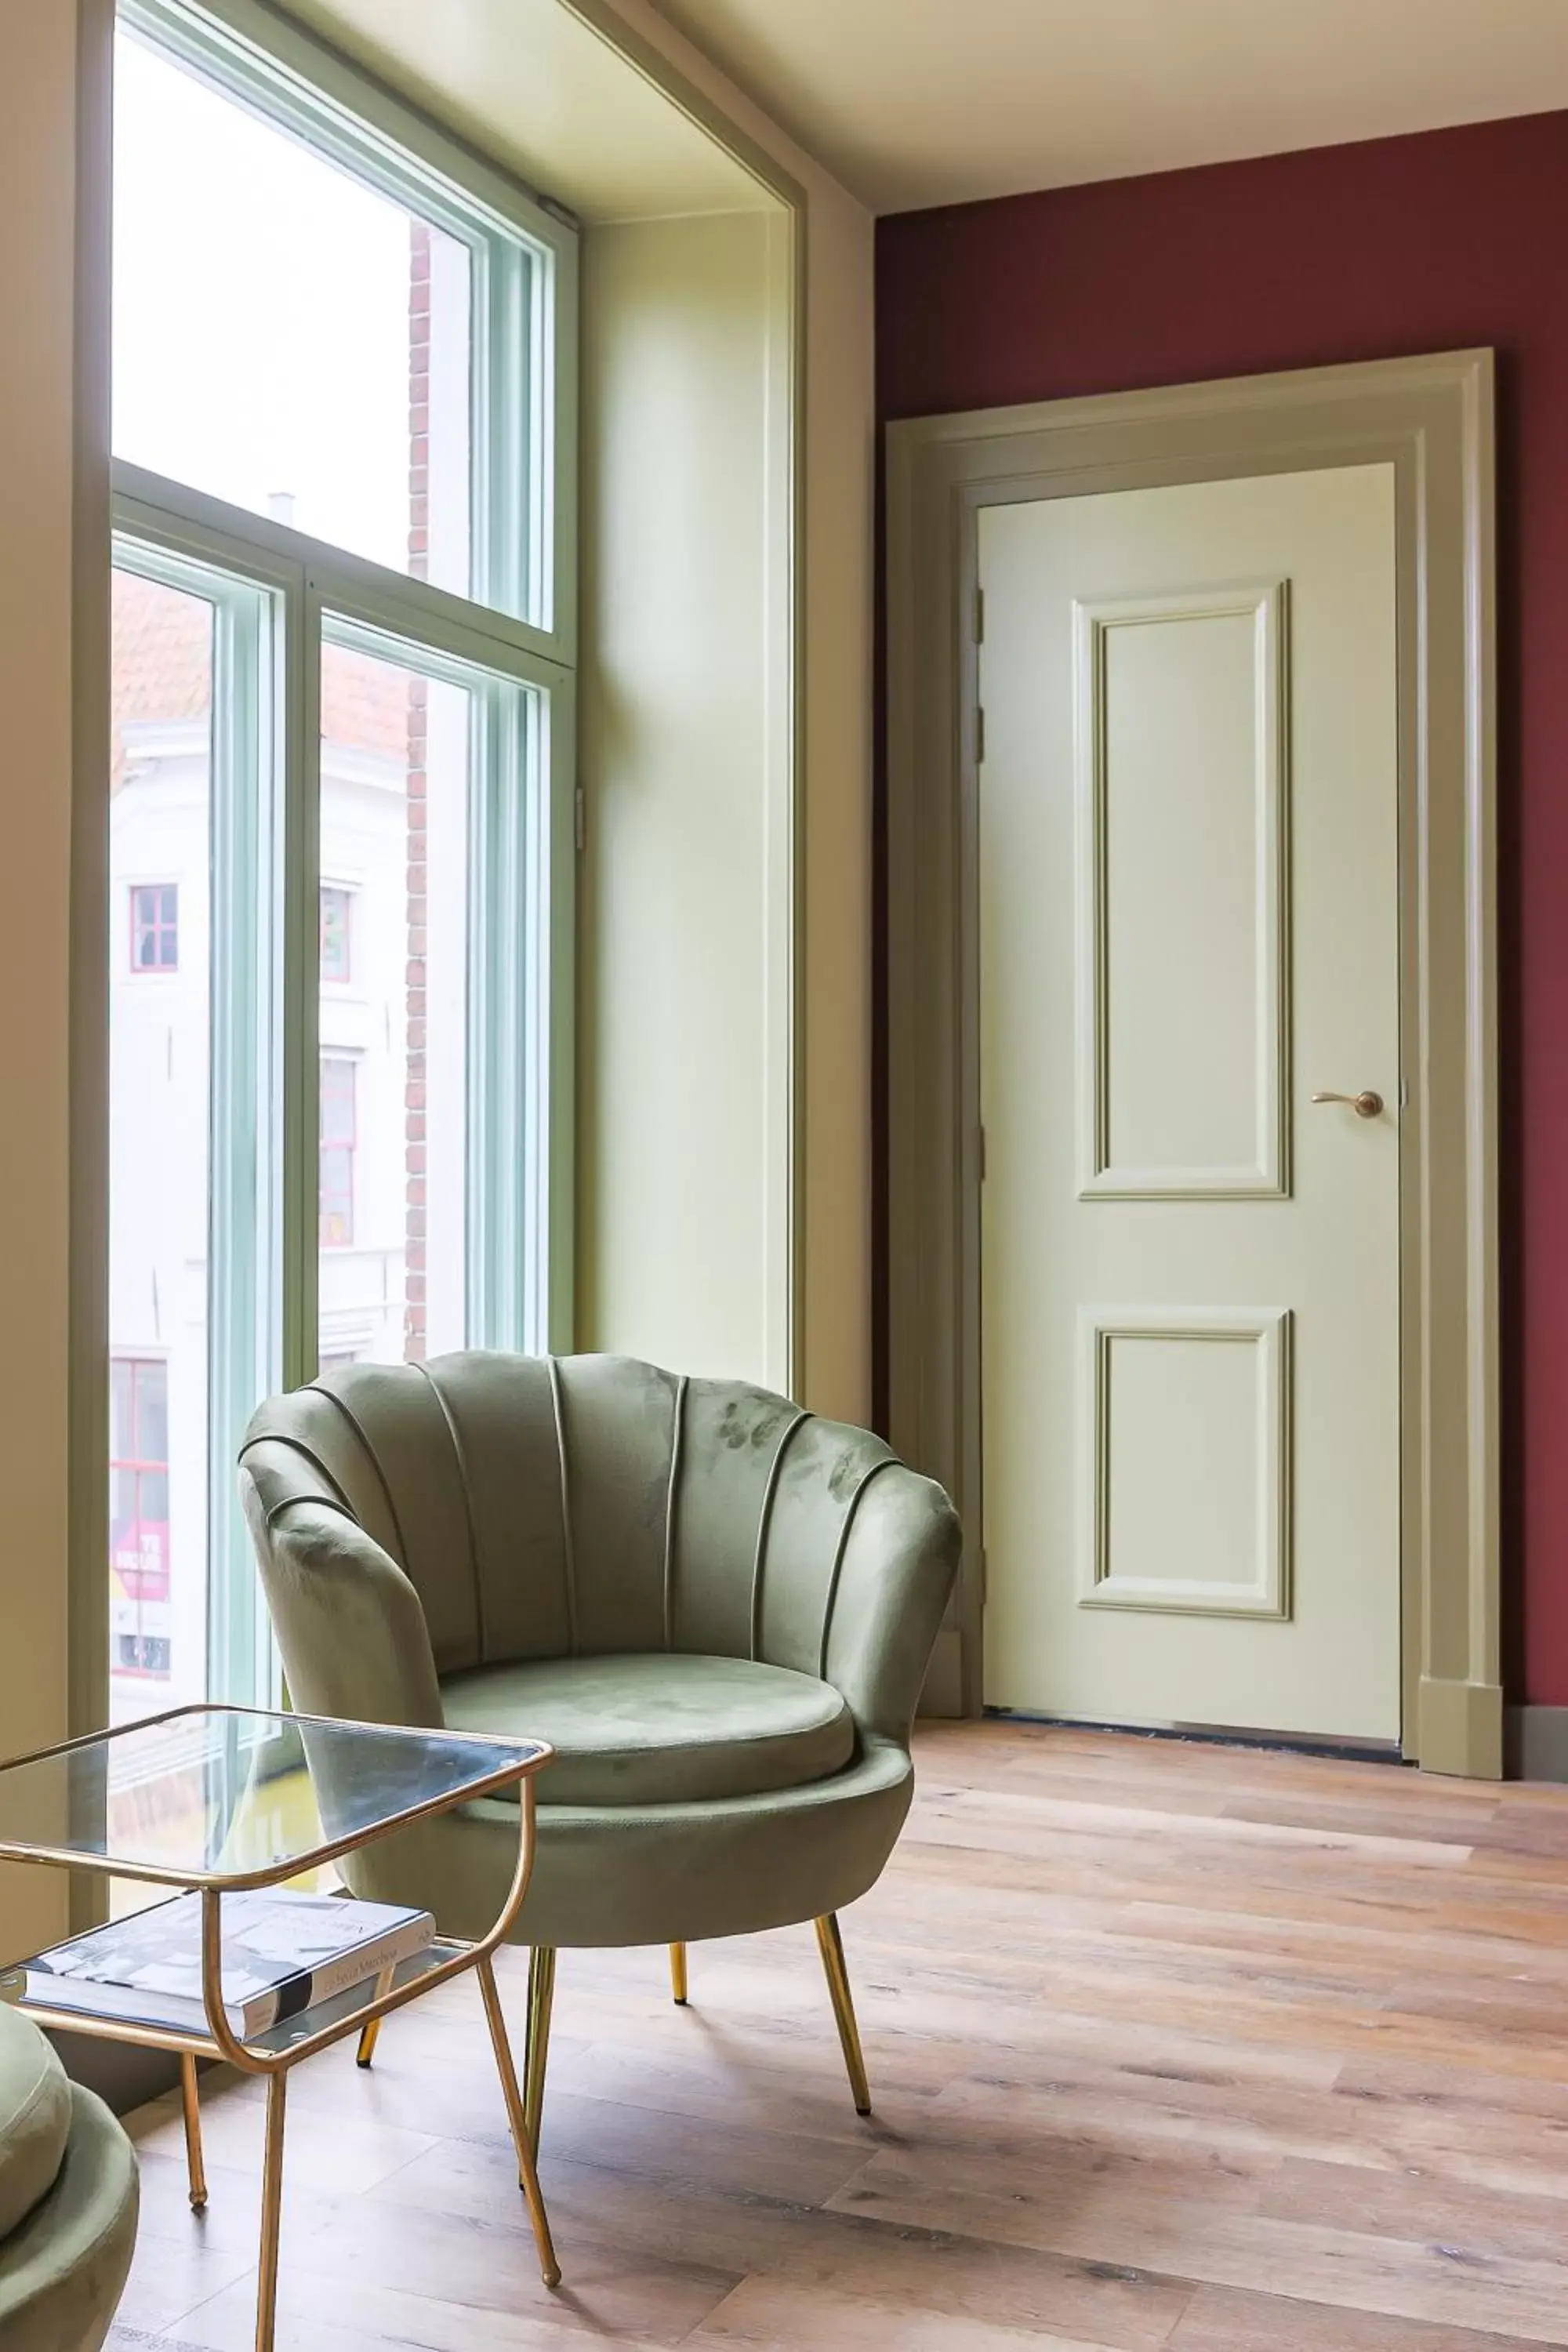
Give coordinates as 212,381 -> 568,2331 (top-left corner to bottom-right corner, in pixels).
108,0 -> 577,1723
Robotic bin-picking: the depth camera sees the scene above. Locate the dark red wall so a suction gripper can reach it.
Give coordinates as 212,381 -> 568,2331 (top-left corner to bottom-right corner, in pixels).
875,108 -> 1568,1707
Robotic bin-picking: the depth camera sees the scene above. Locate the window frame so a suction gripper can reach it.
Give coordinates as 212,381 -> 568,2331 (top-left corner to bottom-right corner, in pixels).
108,0 -> 579,1717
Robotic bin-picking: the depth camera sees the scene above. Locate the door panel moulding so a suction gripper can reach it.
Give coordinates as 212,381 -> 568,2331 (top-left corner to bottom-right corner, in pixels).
1073,579 -> 1290,1202
887,351 -> 1499,1777
1078,1305 -> 1293,1623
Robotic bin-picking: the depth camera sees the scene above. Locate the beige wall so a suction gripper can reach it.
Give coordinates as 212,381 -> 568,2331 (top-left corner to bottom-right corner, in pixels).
794,165 -> 876,1425
2,3 -> 100,1954
578,206 -> 787,1383
593,0 -> 877,1425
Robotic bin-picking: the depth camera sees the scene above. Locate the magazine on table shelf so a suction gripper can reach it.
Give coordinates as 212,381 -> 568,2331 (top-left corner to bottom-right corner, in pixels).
24,1889 -> 435,2038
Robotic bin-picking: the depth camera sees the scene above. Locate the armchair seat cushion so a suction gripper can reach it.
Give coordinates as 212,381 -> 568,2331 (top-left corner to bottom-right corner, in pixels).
441,1652 -> 856,1807
0,2083 -> 139,2352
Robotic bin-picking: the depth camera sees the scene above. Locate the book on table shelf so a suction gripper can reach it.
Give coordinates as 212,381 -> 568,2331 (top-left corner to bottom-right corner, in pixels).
24,1889 -> 435,2039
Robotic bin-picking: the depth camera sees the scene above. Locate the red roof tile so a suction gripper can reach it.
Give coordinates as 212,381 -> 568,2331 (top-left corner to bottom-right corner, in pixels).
112,569 -> 412,790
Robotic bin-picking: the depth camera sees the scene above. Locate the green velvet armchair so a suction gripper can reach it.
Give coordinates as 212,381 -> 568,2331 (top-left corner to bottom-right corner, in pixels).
239,1352 -> 960,2141
0,2005 -> 137,2351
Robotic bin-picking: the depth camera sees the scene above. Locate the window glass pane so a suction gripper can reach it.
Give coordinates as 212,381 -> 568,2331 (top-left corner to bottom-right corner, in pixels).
318,1056 -> 358,1249
109,1356 -> 132,1439
129,880 -> 179,970
110,568 -> 212,1722
113,29 -> 473,596
318,641 -> 471,1367
137,1358 -> 170,1464
320,884 -> 353,982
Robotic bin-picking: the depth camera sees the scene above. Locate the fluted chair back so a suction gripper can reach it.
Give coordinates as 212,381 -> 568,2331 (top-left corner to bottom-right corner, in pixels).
240,1352 -> 954,1750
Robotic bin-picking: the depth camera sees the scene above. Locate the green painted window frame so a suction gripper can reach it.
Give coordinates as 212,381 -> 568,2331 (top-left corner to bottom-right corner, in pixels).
110,0 -> 578,1713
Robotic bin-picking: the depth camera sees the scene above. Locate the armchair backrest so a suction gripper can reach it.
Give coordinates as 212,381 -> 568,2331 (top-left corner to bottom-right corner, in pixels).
240,1352 -> 960,1742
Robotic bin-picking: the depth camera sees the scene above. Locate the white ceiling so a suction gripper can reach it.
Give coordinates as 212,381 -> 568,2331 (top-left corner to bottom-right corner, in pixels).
645,0 -> 1568,212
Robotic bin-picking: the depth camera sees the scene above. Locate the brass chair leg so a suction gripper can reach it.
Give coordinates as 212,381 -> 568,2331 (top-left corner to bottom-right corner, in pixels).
254,2070 -> 288,2352
476,1955 -> 561,2288
523,1945 -> 557,2157
179,2050 -> 207,2211
355,1965 -> 395,2068
814,1914 -> 872,2117
669,1941 -> 688,2005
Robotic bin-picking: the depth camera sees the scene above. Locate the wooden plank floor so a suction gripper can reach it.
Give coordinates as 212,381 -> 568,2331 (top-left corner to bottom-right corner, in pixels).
108,1723 -> 1568,2350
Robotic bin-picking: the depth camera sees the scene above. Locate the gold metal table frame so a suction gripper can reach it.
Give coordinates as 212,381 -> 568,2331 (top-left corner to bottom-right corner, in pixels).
0,1704 -> 561,2352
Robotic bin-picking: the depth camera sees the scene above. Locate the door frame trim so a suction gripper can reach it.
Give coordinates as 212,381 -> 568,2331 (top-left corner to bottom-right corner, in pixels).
886,350 -> 1500,1777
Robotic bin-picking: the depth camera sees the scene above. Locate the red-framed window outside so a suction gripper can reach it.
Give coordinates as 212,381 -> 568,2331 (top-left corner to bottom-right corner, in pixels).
129,882 -> 179,973
320,884 -> 354,982
320,1054 -> 358,1247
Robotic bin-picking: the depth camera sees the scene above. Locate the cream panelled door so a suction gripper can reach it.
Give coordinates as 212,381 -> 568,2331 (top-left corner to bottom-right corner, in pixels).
979,465 -> 1400,1740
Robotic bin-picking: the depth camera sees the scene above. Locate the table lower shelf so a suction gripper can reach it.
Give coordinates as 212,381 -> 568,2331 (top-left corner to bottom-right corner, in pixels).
1,1937 -> 469,2061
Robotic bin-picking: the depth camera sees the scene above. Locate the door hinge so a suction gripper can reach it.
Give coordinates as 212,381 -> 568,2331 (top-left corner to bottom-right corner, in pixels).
975,586 -> 985,644
979,1546 -> 989,1606
978,1123 -> 988,1181
975,705 -> 986,765
574,786 -> 586,852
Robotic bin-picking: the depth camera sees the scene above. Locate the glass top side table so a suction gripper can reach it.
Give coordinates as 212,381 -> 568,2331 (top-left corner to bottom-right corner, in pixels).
0,1704 -> 559,2352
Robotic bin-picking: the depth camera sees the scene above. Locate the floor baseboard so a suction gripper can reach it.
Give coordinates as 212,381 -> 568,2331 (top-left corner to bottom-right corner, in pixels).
982,1707 -> 1404,1766
1505,1704 -> 1568,1783
44,2027 -> 191,2117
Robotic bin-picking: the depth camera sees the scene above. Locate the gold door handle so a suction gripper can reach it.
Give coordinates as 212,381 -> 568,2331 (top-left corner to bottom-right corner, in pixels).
1311,1089 -> 1384,1120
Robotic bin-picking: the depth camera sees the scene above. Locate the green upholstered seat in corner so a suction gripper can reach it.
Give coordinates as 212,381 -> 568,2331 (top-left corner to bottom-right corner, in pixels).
0,2012 -> 137,2352
240,1350 -> 961,2138
442,1653 -> 855,1806
0,2006 -> 72,2245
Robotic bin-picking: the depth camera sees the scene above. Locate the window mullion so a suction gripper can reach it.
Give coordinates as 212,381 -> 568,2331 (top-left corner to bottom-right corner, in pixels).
281,587 -> 323,1390
205,579 -> 272,1706
540,670 -> 576,1352
467,678 -> 518,1349
114,465 -> 570,676
480,239 -> 532,627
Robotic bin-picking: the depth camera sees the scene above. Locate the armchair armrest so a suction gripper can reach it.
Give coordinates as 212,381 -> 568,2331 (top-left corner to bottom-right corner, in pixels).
238,1468 -> 443,1733
824,1466 -> 962,1744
